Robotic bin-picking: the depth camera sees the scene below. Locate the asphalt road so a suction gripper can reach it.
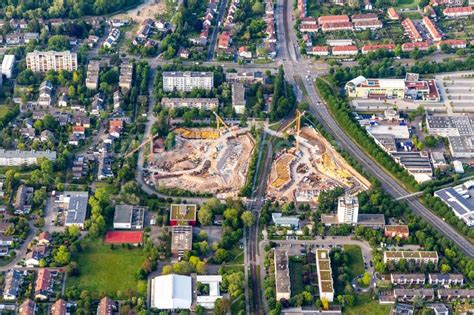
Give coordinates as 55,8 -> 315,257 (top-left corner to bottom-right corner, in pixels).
278,0 -> 474,258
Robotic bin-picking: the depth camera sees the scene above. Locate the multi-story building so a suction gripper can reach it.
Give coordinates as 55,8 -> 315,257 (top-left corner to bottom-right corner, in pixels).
391,273 -> 426,285
361,44 -> 395,54
443,6 -> 473,18
384,225 -> 409,238
119,61 -> 133,90
0,150 -> 56,166
434,181 -> 474,226
55,191 -> 89,229
337,195 -> 359,224
171,225 -> 193,258
170,204 -> 197,226
86,60 -> 100,90
274,249 -> 291,300
162,71 -> 214,92
423,17 -> 442,41
225,71 -> 264,84
383,251 -> 439,265
429,273 -> 464,286
26,50 -> 77,72
402,18 -> 422,42
316,249 -> 334,302
232,82 -> 246,114
1,55 -> 15,79
331,45 -> 358,56
161,98 -> 219,110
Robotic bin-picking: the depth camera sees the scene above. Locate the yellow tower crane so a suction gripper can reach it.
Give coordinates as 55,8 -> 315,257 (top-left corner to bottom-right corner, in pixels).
280,110 -> 305,152
125,133 -> 159,165
213,111 -> 236,137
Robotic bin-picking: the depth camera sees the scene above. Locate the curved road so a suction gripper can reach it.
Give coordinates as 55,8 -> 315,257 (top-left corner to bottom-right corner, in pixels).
278,0 -> 474,258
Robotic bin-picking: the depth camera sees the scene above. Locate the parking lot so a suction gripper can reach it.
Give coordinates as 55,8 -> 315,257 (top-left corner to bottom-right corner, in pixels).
436,72 -> 474,113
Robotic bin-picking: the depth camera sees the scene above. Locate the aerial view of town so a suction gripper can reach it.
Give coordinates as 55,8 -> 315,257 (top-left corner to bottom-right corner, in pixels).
0,0 -> 473,314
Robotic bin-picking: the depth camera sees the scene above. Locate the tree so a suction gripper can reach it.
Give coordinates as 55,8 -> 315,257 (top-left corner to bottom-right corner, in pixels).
48,35 -> 71,51
54,245 -> 71,266
241,211 -> 255,227
424,135 -> 438,148
198,205 -> 213,226
164,132 -> 176,151
214,298 -> 230,315
224,272 -> 244,298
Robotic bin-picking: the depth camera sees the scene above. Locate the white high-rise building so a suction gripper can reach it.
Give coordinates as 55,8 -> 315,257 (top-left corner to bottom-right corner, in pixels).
337,195 -> 359,224
26,50 -> 78,72
1,55 -> 15,79
162,71 -> 214,92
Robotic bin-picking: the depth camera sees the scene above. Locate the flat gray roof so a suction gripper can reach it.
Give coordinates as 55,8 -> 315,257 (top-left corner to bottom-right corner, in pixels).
0,149 -> 56,160
114,205 -> 133,224
63,191 -> 89,225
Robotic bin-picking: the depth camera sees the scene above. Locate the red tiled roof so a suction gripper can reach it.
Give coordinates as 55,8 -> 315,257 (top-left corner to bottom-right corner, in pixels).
351,13 -> 378,21
317,15 -> 350,25
362,43 -> 395,53
443,6 -> 473,15
401,41 -> 430,51
402,18 -> 422,41
332,45 -> 358,52
35,269 -> 51,293
422,17 -> 442,41
321,21 -> 353,31
387,7 -> 400,20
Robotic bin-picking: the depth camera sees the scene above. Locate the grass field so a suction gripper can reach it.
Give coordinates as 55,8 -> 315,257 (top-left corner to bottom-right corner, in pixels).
344,294 -> 391,315
289,260 -> 304,296
344,245 -> 365,278
395,0 -> 420,9
67,239 -> 147,298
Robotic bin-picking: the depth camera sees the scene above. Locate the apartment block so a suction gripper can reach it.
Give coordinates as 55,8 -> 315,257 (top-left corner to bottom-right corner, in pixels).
86,60 -> 100,90
162,71 -> 214,92
26,50 -> 77,72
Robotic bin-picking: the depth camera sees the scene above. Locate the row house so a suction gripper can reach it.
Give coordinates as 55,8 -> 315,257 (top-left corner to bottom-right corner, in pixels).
351,13 -> 379,23
428,273 -> 464,286
332,45 -> 358,56
402,41 -> 430,52
402,18 -> 422,42
443,6 -> 473,18
422,17 -> 442,41
317,15 -> 349,25
394,288 -> 435,302
361,43 -> 395,54
437,39 -> 466,49
321,22 -> 353,32
437,289 -> 474,300
390,273 -> 426,285
308,46 -> 329,56
354,20 -> 383,31
387,7 -> 400,20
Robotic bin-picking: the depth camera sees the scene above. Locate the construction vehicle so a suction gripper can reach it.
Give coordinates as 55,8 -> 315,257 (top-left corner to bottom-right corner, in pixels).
125,133 -> 159,165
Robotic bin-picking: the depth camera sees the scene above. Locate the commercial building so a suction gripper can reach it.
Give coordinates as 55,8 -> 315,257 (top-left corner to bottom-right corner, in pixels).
113,205 -> 145,230
448,136 -> 474,158
55,191 -> 89,229
272,213 -> 300,228
162,71 -> 214,92
86,60 -> 100,90
170,204 -> 197,226
0,149 -> 56,166
171,225 -> 193,257
161,98 -> 219,110
274,249 -> 291,300
345,75 -> 440,102
232,82 -> 246,114
384,225 -> 409,238
391,152 -> 433,183
434,180 -> 474,226
225,71 -> 264,84
119,61 -> 133,90
26,50 -> 77,72
337,195 -> 359,224
357,214 -> 386,229
383,251 -> 439,265
316,249 -> 334,302
391,273 -> 426,285
428,273 -> 464,286
426,116 -> 474,137
1,55 -> 15,78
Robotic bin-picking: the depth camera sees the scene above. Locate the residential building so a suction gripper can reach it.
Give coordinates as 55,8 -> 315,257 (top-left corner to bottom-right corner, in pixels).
0,149 -> 56,166
86,60 -> 100,90
308,46 -> 329,56
354,20 -> 383,30
337,195 -> 359,224
316,249 -> 334,302
119,61 -> 133,90
390,273 -> 426,285
331,45 -> 358,55
25,245 -> 47,267
394,288 -> 435,301
423,17 -> 442,41
14,184 -> 33,214
274,249 -> 291,300
443,6 -> 473,18
351,13 -> 379,22
383,251 -> 439,264
437,289 -> 474,300
55,191 -> 89,228
171,225 -> 193,257
218,32 -> 230,49
402,18 -> 422,42
98,297 -> 115,315
51,299 -> 67,315
26,50 -> 77,72
394,303 -> 414,315
19,299 -> 36,315
162,71 -> 214,92
317,15 -> 350,25
109,119 -> 123,138
401,41 -> 430,52
34,269 -> 51,300
150,274 -> 193,310
271,213 -> 300,228
232,82 -> 246,114
362,44 -> 395,54
427,304 -> 449,315
37,80 -> 53,107
321,22 -> 353,32
170,204 -> 197,226
37,231 -> 51,246
1,54 -> 14,79
161,98 -> 219,110
437,39 -> 466,49
226,71 -> 264,84
113,205 -> 145,230
3,269 -> 21,300
429,273 -> 464,286
434,181 -> 474,226
327,39 -> 353,46
384,225 -> 409,238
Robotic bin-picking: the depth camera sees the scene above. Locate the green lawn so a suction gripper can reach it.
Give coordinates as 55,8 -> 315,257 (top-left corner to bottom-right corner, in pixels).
344,294 -> 391,315
343,245 -> 365,278
67,239 -> 147,298
0,105 -> 9,119
289,260 -> 304,296
395,0 -> 420,9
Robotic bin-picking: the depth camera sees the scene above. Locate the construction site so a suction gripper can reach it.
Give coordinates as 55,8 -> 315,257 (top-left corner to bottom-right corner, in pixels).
267,116 -> 371,204
135,116 -> 255,198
